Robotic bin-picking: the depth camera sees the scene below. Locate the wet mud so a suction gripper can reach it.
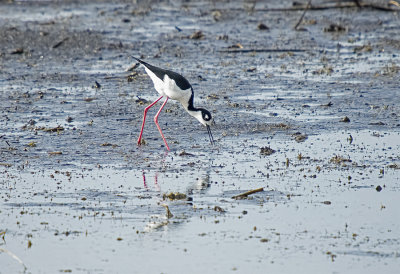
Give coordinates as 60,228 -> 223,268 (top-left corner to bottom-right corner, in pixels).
1,1 -> 400,273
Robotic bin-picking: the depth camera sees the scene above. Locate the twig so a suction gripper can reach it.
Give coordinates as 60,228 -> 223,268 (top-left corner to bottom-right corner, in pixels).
210,3 -> 398,12
162,204 -> 173,219
232,187 -> 264,199
294,0 -> 312,30
219,48 -> 306,53
0,248 -> 27,271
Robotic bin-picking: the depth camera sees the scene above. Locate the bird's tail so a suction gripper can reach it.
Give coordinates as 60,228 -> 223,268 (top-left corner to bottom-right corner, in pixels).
132,56 -> 149,66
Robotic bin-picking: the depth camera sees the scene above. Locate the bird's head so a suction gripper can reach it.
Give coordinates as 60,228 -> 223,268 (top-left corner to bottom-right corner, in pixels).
189,108 -> 214,126
197,108 -> 213,127
193,108 -> 215,145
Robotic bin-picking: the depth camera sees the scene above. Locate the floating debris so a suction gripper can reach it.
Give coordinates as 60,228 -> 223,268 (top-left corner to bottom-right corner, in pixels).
92,81 -> 101,89
207,94 -> 219,100
163,192 -> 187,201
214,206 -> 226,213
292,132 -> 308,143
232,187 -> 264,199
369,121 -> 386,126
127,71 -> 139,82
217,34 -> 229,40
321,102 -> 333,107
135,97 -> 150,105
179,150 -> 194,156
313,65 -> 333,75
197,75 -> 207,81
48,151 -> 62,155
84,97 -> 96,102
348,134 -> 353,144
228,43 -> 243,49
354,44 -> 373,53
0,247 -> 27,271
101,143 -> 112,147
330,155 -> 352,164
36,126 -> 64,133
340,116 -> 350,123
162,204 -> 174,219
260,146 -> 276,156
52,37 -> 69,49
11,48 -> 24,54
211,10 -> 222,21
189,30 -> 204,40
324,24 -> 346,32
257,23 -> 269,30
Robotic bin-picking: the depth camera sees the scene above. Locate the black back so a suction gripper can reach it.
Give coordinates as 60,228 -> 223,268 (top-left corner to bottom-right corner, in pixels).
133,57 -> 192,90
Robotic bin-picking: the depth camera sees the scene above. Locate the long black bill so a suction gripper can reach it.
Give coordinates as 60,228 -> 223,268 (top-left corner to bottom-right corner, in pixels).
207,125 -> 215,146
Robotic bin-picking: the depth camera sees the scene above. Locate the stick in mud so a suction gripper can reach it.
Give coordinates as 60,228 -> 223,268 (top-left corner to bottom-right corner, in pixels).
219,49 -> 306,53
232,187 -> 264,199
162,204 -> 174,219
211,2 -> 398,12
0,248 -> 27,271
294,0 -> 312,31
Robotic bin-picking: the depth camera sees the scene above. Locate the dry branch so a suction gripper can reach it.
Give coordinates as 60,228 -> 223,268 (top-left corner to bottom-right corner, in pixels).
211,3 -> 398,12
294,0 -> 312,30
219,49 -> 306,53
232,187 -> 264,199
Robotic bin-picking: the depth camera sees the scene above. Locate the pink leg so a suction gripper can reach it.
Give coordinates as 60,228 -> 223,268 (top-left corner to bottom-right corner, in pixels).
154,97 -> 170,151
142,170 -> 147,189
137,96 -> 164,146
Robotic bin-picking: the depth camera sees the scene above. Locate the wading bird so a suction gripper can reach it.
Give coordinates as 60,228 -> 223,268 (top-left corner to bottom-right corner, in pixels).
133,57 -> 214,151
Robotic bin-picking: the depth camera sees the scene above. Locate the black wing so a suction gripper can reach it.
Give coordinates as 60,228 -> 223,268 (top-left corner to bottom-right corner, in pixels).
132,57 -> 192,90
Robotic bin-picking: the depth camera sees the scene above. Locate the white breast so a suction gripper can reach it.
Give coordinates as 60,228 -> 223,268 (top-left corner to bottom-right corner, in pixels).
163,74 -> 191,101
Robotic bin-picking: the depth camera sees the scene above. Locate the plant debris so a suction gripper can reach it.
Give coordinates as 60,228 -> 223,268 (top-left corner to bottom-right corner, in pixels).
292,132 -> 308,143
11,48 -> 24,54
260,146 -> 276,156
162,204 -> 174,219
36,126 -> 64,133
257,23 -> 269,30
330,155 -> 352,164
324,24 -> 347,32
340,116 -> 350,123
179,150 -> 194,156
163,192 -> 187,201
214,206 -> 226,213
232,188 -> 264,199
189,30 -> 204,39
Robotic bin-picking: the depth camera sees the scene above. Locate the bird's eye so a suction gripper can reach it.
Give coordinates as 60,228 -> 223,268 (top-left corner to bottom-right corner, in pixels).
202,111 -> 212,121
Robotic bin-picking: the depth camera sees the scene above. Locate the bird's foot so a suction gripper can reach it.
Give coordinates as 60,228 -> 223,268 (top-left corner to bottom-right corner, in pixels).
137,138 -> 146,146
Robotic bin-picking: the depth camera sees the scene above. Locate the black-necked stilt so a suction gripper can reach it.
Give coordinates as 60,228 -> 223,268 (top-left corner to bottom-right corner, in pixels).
133,57 -> 214,151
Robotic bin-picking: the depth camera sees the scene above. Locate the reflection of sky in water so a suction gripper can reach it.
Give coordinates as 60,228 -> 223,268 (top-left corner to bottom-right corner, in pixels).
1,130 -> 399,273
